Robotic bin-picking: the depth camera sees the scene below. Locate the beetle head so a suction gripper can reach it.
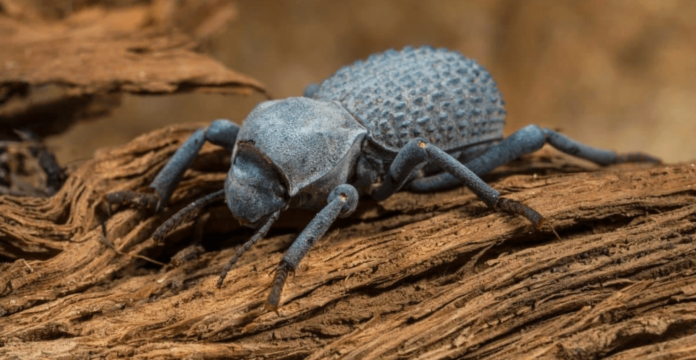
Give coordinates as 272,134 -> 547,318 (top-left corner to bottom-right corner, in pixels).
225,140 -> 287,228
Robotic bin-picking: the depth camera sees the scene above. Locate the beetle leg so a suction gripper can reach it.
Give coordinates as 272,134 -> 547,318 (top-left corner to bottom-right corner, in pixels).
410,125 -> 546,192
105,119 -> 239,212
413,140 -> 546,228
372,139 -> 429,201
411,125 -> 661,192
150,120 -> 239,208
542,128 -> 661,165
148,127 -> 208,209
103,190 -> 161,212
265,184 -> 359,311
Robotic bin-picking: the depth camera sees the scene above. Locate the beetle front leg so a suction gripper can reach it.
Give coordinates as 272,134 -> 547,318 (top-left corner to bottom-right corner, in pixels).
266,184 -> 359,311
105,119 -> 239,212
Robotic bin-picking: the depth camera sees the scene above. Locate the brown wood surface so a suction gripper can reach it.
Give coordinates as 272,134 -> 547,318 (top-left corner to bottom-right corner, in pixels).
0,1 -> 264,140
1,124 -> 695,359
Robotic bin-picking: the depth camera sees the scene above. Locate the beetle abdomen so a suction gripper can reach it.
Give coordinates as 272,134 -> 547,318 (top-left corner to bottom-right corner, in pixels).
313,46 -> 506,153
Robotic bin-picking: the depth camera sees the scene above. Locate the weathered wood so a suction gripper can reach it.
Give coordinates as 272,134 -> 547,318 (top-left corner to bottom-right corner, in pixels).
0,124 -> 695,359
0,1 -> 264,139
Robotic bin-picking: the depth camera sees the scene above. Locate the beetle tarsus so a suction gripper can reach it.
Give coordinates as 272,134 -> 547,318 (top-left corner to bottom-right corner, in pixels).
265,262 -> 293,312
614,152 -> 661,164
496,197 -> 545,229
105,190 -> 161,211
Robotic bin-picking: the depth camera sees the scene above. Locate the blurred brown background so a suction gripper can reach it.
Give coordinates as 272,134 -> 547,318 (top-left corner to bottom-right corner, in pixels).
45,0 -> 696,164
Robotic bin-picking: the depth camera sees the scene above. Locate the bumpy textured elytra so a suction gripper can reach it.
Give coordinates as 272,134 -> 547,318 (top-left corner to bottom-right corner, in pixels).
313,47 -> 505,152
105,46 -> 660,311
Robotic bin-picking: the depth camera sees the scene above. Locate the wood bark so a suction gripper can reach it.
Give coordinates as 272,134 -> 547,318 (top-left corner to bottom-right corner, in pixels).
0,1 -> 264,139
1,124 -> 695,359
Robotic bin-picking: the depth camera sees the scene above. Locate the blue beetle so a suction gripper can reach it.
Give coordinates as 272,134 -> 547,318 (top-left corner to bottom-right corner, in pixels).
106,46 -> 658,310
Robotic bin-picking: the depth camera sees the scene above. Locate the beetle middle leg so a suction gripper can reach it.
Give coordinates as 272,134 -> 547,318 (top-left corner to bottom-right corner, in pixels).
265,184 -> 359,311
410,125 -> 660,192
372,137 -> 546,228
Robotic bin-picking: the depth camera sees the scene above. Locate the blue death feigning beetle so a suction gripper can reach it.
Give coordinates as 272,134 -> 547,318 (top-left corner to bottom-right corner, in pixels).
105,46 -> 659,311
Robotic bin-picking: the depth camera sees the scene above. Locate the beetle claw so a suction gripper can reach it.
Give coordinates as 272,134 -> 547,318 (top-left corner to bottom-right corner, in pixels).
496,197 -> 545,229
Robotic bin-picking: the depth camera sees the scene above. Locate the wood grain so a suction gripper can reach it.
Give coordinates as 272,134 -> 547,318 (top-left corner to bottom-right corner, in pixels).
1,124 -> 695,359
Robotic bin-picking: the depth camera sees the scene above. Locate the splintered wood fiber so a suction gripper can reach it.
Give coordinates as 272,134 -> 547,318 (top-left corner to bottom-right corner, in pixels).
1,124 -> 695,359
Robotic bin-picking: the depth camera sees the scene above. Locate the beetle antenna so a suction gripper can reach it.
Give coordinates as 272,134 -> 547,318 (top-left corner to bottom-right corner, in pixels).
152,189 -> 226,242
217,210 -> 280,288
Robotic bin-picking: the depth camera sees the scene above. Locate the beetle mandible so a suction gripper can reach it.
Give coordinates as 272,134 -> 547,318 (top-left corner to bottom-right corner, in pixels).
106,46 -> 659,311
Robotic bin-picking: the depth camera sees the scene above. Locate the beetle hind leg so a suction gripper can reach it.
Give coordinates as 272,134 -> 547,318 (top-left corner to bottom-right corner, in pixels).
410,125 -> 661,192
542,128 -> 661,165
